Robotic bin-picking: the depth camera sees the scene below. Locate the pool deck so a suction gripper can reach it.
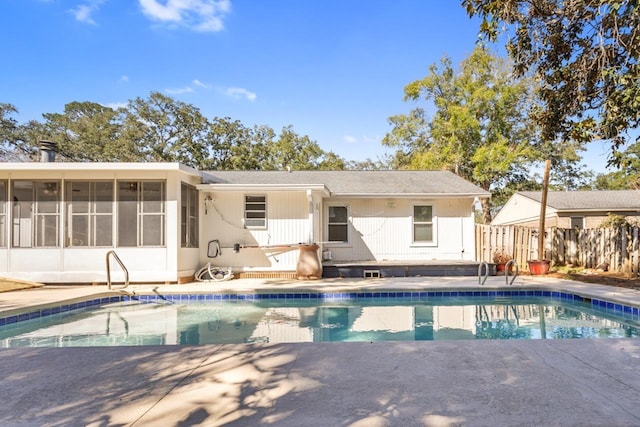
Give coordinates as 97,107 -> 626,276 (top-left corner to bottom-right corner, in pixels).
2,275 -> 640,426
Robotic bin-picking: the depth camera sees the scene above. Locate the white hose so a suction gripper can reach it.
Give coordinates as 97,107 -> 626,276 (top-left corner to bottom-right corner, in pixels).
195,263 -> 233,282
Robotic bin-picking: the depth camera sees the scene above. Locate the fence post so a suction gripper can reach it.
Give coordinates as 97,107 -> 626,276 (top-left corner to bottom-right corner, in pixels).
633,226 -> 639,277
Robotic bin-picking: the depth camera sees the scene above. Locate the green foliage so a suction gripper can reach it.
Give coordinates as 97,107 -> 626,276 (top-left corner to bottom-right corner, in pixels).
0,103 -> 21,159
119,92 -> 209,166
0,103 -> 41,161
599,213 -> 635,229
1,93 -> 347,171
463,0 -> 640,156
384,46 -> 540,222
43,101 -> 131,162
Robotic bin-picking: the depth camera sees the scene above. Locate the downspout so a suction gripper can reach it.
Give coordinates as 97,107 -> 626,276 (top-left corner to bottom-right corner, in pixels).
307,189 -> 313,244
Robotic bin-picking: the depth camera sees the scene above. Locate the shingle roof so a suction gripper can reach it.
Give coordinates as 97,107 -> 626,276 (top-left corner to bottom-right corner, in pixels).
203,170 -> 490,197
518,190 -> 640,211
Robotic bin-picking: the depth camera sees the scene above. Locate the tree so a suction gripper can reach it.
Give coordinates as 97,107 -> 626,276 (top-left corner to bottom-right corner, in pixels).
383,47 -> 539,222
2,92 -> 348,171
0,103 -> 40,161
463,0 -> 640,157
0,103 -> 21,160
41,101 -> 130,162
202,117 -> 264,170
265,126 -> 333,171
594,141 -> 640,189
119,92 -> 209,167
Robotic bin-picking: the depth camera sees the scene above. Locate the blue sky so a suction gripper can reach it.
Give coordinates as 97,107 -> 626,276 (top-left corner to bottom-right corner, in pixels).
1,0 -> 614,172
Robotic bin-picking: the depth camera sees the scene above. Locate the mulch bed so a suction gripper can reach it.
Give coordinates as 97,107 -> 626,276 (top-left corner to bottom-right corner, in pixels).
544,271 -> 640,290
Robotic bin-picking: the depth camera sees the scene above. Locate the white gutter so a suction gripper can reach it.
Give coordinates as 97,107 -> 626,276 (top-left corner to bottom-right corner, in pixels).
0,162 -> 202,176
196,183 -> 331,196
327,193 -> 490,199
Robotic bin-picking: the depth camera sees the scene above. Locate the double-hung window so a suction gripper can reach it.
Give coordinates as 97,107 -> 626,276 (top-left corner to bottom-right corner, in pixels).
181,183 -> 199,248
413,205 -> 434,244
12,181 -> 61,247
244,195 -> 266,228
117,181 -> 165,247
328,205 -> 348,243
66,181 -> 113,247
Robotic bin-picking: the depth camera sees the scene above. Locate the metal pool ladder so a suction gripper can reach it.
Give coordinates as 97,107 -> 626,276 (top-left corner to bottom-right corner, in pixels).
106,250 -> 129,290
505,259 -> 519,286
478,261 -> 490,286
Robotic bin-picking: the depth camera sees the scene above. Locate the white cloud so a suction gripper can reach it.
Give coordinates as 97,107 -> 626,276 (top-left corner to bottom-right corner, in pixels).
343,135 -> 358,144
225,87 -> 256,101
120,75 -> 129,83
165,86 -> 194,95
193,79 -> 211,89
139,0 -> 231,32
69,0 -> 104,25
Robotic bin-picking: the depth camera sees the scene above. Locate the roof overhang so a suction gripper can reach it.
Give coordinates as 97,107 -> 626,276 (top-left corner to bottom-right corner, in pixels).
555,208 -> 640,214
328,192 -> 490,199
0,162 -> 202,176
197,183 -> 331,197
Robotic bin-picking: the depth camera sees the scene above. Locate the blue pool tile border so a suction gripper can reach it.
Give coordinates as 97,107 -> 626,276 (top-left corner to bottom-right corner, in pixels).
2,289 -> 640,327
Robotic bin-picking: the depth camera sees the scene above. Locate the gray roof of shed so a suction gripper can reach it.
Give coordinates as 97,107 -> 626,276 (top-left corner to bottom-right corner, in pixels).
203,170 -> 489,197
518,190 -> 640,211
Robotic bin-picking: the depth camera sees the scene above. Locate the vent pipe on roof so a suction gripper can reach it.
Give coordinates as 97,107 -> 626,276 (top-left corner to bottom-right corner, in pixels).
39,140 -> 56,163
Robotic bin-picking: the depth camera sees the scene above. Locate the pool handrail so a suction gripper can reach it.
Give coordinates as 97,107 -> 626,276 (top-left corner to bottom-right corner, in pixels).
106,250 -> 129,290
505,259 -> 519,286
478,261 -> 489,286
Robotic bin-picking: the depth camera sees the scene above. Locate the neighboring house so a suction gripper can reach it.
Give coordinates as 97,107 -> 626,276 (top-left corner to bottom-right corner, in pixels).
0,162 -> 489,283
492,190 -> 640,228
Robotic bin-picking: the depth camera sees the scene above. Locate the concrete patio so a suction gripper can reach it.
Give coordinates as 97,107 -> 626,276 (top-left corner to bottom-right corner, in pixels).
1,276 -> 640,426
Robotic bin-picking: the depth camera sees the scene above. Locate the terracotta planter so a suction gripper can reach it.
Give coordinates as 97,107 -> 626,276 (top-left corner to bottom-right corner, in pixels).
296,244 -> 322,280
527,260 -> 551,275
496,263 -> 513,273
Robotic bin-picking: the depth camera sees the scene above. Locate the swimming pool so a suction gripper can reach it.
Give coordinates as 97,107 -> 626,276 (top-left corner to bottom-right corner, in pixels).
1,289 -> 639,346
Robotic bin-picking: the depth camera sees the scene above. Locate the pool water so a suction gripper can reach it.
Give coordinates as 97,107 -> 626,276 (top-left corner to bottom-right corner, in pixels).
1,296 -> 639,347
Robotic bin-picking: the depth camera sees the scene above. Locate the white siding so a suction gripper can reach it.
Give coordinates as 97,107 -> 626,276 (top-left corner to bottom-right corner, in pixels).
200,190 -> 312,271
492,193 -> 558,226
323,197 -> 476,262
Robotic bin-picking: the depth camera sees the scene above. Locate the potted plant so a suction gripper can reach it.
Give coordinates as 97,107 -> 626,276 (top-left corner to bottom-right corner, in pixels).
493,249 -> 514,272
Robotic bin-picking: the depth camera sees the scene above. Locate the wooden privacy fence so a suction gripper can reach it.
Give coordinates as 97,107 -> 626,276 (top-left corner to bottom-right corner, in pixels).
475,224 -> 640,277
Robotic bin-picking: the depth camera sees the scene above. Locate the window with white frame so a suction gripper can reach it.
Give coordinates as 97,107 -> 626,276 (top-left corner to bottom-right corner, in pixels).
66,181 -> 114,247
328,205 -> 348,243
117,181 -> 165,247
181,183 -> 199,248
244,195 -> 266,228
12,180 -> 61,248
413,205 -> 434,243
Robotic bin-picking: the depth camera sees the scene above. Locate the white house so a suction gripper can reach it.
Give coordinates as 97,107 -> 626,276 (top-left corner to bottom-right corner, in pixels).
492,190 -> 640,228
0,162 -> 489,283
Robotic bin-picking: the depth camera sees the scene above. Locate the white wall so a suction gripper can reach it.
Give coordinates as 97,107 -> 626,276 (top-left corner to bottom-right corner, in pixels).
492,193 -> 558,226
199,190 -> 313,271
200,193 -> 477,271
323,197 -> 476,262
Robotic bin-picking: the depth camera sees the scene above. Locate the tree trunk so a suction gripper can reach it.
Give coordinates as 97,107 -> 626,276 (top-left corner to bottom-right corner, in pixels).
538,159 -> 552,260
481,198 -> 492,224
